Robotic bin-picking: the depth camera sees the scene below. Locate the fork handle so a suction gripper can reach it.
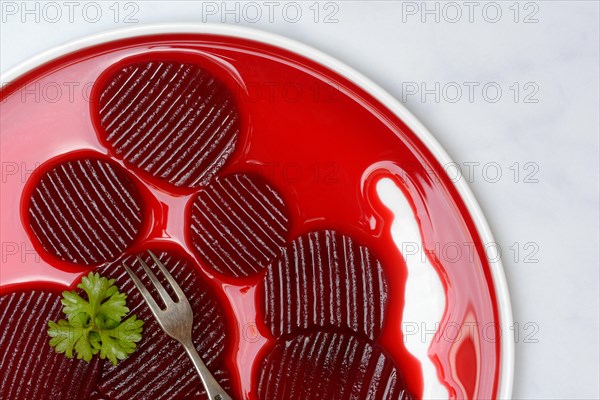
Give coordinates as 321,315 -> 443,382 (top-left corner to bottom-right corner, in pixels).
181,340 -> 233,400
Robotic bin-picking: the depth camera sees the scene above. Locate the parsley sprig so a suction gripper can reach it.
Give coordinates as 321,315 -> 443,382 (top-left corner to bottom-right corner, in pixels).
48,272 -> 144,365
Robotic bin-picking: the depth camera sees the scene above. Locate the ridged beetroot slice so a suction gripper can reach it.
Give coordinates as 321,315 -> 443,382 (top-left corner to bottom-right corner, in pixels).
257,330 -> 412,400
189,174 -> 289,278
94,370 -> 230,400
27,156 -> 144,265
89,390 -> 107,400
262,230 -> 388,341
193,369 -> 232,399
97,60 -> 240,189
0,291 -> 102,399
95,246 -> 228,400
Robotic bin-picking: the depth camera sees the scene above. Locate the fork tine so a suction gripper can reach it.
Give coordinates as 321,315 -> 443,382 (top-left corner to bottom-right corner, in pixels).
136,256 -> 174,306
147,250 -> 186,301
123,265 -> 162,314
126,256 -> 232,400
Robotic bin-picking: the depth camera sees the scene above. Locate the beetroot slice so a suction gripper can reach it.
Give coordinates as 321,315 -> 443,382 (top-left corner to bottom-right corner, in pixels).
95,246 -> 229,400
89,390 -> 108,400
193,369 -> 232,399
95,371 -> 230,400
97,60 -> 240,189
262,230 -> 388,341
27,156 -> 144,265
188,174 -> 289,278
257,330 -> 412,400
0,290 -> 102,399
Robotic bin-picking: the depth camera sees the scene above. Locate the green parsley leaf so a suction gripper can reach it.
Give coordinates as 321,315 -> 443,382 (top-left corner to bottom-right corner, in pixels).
48,272 -> 144,365
61,273 -> 129,328
98,315 -> 144,365
48,319 -> 93,361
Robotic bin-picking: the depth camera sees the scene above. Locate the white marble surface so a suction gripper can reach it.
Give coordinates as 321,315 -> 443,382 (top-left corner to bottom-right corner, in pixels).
1,1 -> 598,399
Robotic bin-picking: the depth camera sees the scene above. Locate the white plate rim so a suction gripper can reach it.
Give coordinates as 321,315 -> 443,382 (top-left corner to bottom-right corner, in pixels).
0,23 -> 514,399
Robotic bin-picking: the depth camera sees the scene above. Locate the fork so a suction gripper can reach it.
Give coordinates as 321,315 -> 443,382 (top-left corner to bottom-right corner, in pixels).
123,250 -> 233,400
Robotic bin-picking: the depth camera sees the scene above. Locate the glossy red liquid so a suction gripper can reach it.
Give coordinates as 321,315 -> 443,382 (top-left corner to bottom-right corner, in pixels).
0,34 -> 501,399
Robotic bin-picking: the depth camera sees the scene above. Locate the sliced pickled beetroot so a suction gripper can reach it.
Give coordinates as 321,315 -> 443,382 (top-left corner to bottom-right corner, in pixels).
257,330 -> 412,400
26,156 -> 144,265
96,60 -> 240,189
262,230 -> 388,340
94,371 -> 230,400
89,390 -> 107,400
0,291 -> 102,399
95,246 -> 229,400
194,369 -> 232,399
188,174 -> 290,278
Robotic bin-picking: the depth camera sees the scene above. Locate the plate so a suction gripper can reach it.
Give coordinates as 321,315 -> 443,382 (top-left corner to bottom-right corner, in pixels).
0,24 -> 513,399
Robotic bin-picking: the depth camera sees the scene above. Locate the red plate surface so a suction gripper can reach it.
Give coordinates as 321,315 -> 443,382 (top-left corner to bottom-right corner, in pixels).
0,30 -> 504,399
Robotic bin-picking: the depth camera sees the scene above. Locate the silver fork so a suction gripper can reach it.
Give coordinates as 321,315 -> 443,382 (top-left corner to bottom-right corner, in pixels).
123,250 -> 233,400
